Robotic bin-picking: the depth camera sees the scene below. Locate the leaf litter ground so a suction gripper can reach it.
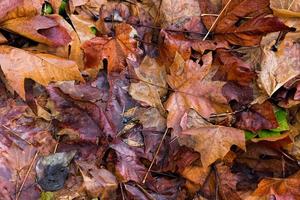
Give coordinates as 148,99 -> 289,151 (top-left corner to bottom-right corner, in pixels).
0,0 -> 300,199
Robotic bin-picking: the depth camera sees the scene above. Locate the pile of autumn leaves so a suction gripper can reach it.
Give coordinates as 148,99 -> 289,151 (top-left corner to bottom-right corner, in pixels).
0,0 -> 300,199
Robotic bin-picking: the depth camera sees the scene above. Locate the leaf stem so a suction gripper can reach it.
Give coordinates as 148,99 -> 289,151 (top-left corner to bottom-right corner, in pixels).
202,0 -> 233,41
142,128 -> 169,183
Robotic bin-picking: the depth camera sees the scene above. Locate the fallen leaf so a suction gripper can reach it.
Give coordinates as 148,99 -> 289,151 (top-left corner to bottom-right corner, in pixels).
270,0 -> 300,17
181,121 -> 245,167
158,31 -> 192,66
234,101 -> 278,132
200,0 -> 291,46
77,161 -> 118,199
250,171 -> 300,200
0,0 -> 22,20
0,46 -> 84,99
259,20 -> 300,96
213,50 -> 255,86
129,56 -> 167,114
109,141 -> 147,183
165,52 -> 230,136
152,0 -> 200,27
1,15 -> 71,47
70,14 -> 96,43
81,23 -> 139,73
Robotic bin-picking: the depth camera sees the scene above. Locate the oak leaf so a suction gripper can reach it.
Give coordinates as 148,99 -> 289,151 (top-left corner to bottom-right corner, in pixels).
0,46 -> 84,99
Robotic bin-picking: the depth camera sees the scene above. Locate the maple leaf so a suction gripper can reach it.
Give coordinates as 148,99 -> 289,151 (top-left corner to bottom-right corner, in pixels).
181,122 -> 245,167
165,52 -> 230,136
158,31 -> 192,66
0,46 -> 84,99
129,56 -> 167,115
25,15 -> 85,70
250,171 -> 300,200
81,23 -> 139,73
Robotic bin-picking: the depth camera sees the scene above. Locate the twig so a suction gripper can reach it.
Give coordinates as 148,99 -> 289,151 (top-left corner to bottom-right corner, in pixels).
104,20 -> 206,36
120,183 -> 125,200
288,0 -> 296,10
142,128 -> 169,183
202,0 -> 233,41
2,125 -> 33,145
136,184 -> 156,200
53,136 -> 60,153
16,150 -> 39,200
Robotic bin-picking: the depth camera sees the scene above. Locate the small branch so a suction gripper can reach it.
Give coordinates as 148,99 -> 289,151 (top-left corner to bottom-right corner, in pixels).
16,150 -> 39,200
202,0 -> 233,41
142,128 -> 169,183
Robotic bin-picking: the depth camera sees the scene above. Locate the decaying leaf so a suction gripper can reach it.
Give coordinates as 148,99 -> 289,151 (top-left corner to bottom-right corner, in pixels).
77,161 -> 118,199
129,56 -> 167,114
0,46 -> 84,99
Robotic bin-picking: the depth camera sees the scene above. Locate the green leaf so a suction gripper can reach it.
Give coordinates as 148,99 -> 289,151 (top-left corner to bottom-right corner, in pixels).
257,129 -> 281,138
42,3 -> 53,15
245,131 -> 256,140
271,108 -> 289,132
90,26 -> 98,35
59,0 -> 68,14
39,192 -> 54,200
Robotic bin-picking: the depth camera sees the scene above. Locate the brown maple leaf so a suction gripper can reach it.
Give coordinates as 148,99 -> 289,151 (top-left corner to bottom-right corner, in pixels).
81,23 -> 139,73
165,52 -> 230,136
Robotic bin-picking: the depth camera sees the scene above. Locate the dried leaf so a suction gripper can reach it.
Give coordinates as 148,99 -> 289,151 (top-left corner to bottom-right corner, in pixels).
77,161 -> 118,199
129,56 -> 167,114
1,15 -> 71,47
0,46 -> 84,99
82,23 -> 139,72
166,52 -> 230,136
250,171 -> 300,199
259,20 -> 300,96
